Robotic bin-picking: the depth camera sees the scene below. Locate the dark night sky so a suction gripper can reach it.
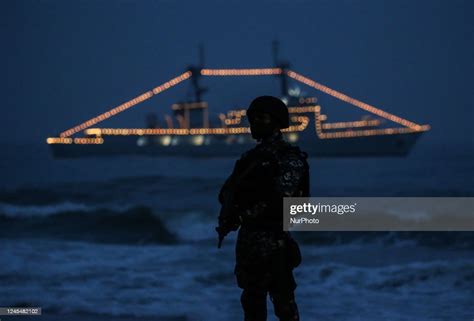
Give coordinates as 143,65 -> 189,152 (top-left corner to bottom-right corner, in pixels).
2,0 -> 473,149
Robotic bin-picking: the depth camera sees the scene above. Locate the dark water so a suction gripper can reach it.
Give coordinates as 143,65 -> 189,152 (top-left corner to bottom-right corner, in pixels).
0,142 -> 473,320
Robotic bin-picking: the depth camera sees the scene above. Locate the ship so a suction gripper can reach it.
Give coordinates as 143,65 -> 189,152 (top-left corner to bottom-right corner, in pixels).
47,42 -> 430,158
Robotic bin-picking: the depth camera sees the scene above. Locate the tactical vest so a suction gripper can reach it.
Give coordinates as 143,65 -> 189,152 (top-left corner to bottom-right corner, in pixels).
234,142 -> 310,230
269,142 -> 310,198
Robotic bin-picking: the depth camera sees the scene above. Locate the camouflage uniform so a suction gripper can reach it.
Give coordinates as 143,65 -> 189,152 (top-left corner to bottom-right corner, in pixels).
218,131 -> 310,321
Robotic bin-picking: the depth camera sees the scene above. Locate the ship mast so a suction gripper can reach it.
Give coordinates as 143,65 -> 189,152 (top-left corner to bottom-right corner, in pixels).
187,43 -> 207,102
178,43 -> 209,128
272,40 -> 290,97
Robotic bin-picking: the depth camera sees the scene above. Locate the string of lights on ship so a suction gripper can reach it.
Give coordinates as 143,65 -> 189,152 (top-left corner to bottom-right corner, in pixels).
46,68 -> 430,145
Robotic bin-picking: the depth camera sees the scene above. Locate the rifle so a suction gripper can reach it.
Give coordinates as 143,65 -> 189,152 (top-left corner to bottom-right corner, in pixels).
216,177 -> 240,249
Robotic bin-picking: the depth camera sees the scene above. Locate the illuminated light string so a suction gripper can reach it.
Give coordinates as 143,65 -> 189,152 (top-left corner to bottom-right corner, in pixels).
224,109 -> 246,125
223,106 -> 318,126
227,110 -> 246,116
218,113 -> 227,127
201,68 -> 282,76
47,107 -> 429,144
314,106 -> 324,137
286,70 -> 425,130
320,127 -> 430,139
299,97 -> 317,104
284,116 -> 309,132
53,66 -> 430,142
59,71 -> 192,138
79,118 -> 309,138
322,119 -> 382,130
74,138 -> 104,144
200,69 -> 427,131
313,105 -> 430,139
46,137 -> 73,144
224,119 -> 242,125
288,106 -> 319,113
46,137 -> 103,145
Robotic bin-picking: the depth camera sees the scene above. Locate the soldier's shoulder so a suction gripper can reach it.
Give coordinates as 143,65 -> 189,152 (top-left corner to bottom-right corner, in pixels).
274,142 -> 309,173
278,141 -> 308,161
238,145 -> 259,161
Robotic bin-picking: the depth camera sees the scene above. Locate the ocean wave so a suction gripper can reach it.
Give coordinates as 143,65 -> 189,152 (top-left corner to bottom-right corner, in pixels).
0,174 -> 223,205
0,206 -> 177,245
365,260 -> 474,292
300,259 -> 474,293
0,201 -> 118,218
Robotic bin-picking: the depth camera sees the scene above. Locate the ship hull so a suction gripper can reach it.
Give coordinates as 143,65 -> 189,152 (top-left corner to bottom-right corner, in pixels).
50,132 -> 423,158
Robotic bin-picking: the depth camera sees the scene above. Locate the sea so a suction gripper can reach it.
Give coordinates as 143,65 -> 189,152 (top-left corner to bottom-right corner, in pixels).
0,142 -> 473,321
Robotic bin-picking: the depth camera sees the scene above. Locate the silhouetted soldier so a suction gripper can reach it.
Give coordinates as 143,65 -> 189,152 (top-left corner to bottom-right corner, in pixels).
216,96 -> 310,321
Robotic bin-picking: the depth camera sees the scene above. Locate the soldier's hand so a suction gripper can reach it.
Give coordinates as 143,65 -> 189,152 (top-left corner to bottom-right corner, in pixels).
215,226 -> 226,237
216,226 -> 227,249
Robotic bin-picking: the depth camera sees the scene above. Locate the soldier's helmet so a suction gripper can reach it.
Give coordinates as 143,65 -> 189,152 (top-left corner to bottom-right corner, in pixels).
246,96 -> 289,129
